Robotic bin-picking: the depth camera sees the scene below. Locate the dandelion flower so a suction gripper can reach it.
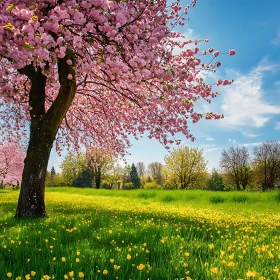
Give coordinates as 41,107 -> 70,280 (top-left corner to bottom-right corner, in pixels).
185,252 -> 190,257
127,254 -> 131,260
137,264 -> 145,271
78,272 -> 84,278
110,259 -> 114,263
61,257 -> 66,262
69,271 -> 74,277
103,269 -> 108,275
31,271 -> 36,276
7,272 -> 12,278
210,268 -> 218,274
76,258 -> 80,263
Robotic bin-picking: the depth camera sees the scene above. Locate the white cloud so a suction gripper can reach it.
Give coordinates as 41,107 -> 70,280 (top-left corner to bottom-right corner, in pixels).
241,142 -> 262,147
204,147 -> 220,154
242,132 -> 259,138
219,61 -> 280,128
275,122 -> 280,130
272,31 -> 280,46
229,139 -> 236,144
206,137 -> 214,141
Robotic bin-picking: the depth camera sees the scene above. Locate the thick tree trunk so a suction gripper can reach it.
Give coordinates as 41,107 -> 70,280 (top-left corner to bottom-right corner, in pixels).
15,134 -> 52,217
15,50 -> 76,218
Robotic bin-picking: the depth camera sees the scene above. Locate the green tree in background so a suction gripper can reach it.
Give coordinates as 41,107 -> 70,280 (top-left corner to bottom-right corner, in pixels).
130,164 -> 140,189
163,146 -> 208,189
207,169 -> 225,191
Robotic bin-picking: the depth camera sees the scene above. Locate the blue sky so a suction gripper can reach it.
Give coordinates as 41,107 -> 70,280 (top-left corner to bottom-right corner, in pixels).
48,0 -> 280,172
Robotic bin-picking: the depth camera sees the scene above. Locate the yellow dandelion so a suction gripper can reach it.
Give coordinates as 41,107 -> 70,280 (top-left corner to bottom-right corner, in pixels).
7,272 -> 12,278
78,272 -> 84,278
127,254 -> 131,260
64,275 -> 68,279
114,265 -> 121,270
77,251 -> 80,256
110,259 -> 114,263
69,271 -> 74,277
210,267 -> 218,274
53,257 -> 56,261
185,252 -> 190,257
31,271 -> 36,276
209,244 -> 214,250
227,261 -> 234,267
246,270 -> 258,277
16,277 -> 21,280
229,253 -> 234,260
76,258 -> 80,263
25,274 -> 31,280
103,269 -> 108,275
137,264 -> 145,271
61,257 -> 66,262
108,230 -> 113,234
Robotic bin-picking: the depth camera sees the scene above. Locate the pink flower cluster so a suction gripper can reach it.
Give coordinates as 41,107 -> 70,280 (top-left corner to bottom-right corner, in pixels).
0,0 -> 235,156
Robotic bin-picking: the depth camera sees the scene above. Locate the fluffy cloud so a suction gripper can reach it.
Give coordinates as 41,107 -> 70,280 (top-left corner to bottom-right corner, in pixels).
219,62 -> 280,128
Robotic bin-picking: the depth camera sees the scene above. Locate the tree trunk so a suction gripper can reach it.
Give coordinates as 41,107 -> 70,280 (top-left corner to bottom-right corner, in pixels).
15,133 -> 52,217
15,50 -> 76,218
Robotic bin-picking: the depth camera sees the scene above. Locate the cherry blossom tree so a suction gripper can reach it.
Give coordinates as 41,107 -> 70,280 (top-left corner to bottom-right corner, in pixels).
0,142 -> 25,188
0,0 -> 235,217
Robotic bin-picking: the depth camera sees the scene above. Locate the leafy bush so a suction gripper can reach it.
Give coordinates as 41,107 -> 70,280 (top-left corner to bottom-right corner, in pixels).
137,191 -> 157,199
275,191 -> 280,203
122,182 -> 133,190
161,194 -> 176,202
209,195 -> 225,204
231,195 -> 249,203
143,182 -> 163,190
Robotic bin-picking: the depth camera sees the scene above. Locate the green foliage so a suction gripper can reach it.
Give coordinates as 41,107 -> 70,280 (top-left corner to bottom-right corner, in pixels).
209,195 -> 225,204
137,191 -> 157,199
206,169 -> 225,191
163,146 -> 208,189
122,182 -> 133,190
231,195 -> 249,203
143,181 -> 163,190
161,194 -> 176,202
275,191 -> 280,203
130,163 -> 140,189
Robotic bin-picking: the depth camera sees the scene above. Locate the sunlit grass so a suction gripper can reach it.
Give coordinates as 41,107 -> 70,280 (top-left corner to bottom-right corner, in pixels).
0,188 -> 280,279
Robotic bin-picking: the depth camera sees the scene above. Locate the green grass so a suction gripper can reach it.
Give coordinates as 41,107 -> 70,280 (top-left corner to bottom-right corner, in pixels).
0,188 -> 280,279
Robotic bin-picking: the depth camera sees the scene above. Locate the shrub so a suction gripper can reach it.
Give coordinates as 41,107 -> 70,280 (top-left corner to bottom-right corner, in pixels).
143,182 -> 163,190
209,195 -> 225,204
161,194 -> 176,202
122,182 -> 133,190
275,191 -> 280,203
231,195 -> 249,203
137,191 -> 157,199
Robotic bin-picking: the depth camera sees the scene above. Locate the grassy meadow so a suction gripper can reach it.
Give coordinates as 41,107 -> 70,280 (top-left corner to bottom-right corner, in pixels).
1,188 -> 280,280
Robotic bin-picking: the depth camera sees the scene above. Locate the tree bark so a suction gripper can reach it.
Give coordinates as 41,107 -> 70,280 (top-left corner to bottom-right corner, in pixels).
15,50 -> 76,218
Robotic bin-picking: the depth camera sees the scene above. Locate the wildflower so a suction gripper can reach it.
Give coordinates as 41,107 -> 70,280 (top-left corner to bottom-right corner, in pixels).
61,257 -> 66,262
7,272 -> 12,278
185,252 -> 190,257
108,230 -> 113,234
227,262 -> 234,267
246,270 -> 258,277
110,259 -> 114,263
77,251 -> 80,256
127,254 -> 131,260
31,271 -> 36,276
16,277 -> 21,280
114,265 -> 120,270
137,264 -> 145,271
64,275 -> 68,279
25,274 -> 31,280
210,268 -> 218,274
103,269 -> 108,275
78,272 -> 84,278
209,244 -> 214,249
53,257 -> 56,261
229,253 -> 234,260
69,271 -> 74,277
76,258 -> 80,263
